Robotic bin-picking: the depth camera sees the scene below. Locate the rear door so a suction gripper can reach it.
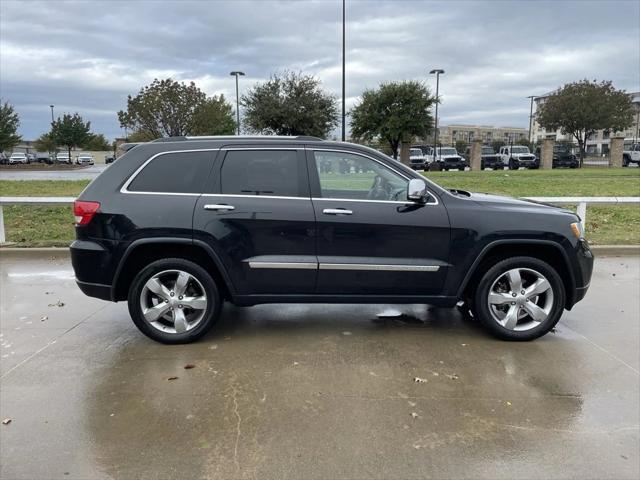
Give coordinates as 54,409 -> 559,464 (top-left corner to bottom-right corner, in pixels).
193,146 -> 317,295
307,148 -> 451,296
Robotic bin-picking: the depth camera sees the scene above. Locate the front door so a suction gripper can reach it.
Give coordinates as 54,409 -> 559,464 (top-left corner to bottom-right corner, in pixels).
308,149 -> 450,296
193,147 -> 317,295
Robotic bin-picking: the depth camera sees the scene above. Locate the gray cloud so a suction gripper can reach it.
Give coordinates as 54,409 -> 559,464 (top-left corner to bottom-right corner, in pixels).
1,0 -> 638,140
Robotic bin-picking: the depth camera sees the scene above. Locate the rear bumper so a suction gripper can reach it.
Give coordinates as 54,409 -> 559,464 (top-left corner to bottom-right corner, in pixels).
76,279 -> 111,301
70,239 -> 116,301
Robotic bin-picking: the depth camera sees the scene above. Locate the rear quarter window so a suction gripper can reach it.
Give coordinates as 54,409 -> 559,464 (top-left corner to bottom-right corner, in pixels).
127,151 -> 213,193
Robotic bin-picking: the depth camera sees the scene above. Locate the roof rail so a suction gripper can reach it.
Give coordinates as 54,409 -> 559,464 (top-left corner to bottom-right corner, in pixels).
151,135 -> 324,142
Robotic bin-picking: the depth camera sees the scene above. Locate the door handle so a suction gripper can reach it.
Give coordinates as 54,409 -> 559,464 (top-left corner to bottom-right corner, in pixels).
204,204 -> 235,211
322,208 -> 353,215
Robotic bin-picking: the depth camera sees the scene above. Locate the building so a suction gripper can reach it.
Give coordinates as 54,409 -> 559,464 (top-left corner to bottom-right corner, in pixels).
532,90 -> 640,154
430,124 -> 529,147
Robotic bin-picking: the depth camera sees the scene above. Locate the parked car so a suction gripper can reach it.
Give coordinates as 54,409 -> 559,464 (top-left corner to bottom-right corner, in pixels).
463,146 -> 504,170
534,145 -> 579,168
9,152 -> 29,164
26,153 -> 36,163
0,152 -> 8,165
427,147 -> 468,171
623,143 -> 640,167
76,154 -> 95,165
34,152 -> 52,163
55,152 -> 71,164
499,146 -> 539,170
105,154 -> 116,164
408,148 -> 427,170
70,136 -> 593,344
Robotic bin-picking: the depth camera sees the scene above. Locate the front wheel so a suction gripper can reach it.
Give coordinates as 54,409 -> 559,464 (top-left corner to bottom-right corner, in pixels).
472,256 -> 565,341
128,258 -> 221,344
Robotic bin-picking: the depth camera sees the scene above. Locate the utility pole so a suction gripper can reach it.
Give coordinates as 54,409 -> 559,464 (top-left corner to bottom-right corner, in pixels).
49,105 -> 54,124
429,69 -> 444,158
230,71 -> 245,135
341,0 -> 346,141
527,95 -> 536,144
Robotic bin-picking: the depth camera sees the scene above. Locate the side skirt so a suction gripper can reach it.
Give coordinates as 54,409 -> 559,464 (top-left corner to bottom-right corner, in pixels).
230,294 -> 459,307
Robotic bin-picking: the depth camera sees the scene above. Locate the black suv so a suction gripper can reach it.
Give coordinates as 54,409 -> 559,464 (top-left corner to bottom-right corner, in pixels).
463,146 -> 504,170
71,136 -> 593,343
535,145 -> 579,168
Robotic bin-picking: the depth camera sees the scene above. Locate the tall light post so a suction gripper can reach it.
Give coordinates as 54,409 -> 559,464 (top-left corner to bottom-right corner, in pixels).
49,105 -> 54,124
341,0 -> 346,141
527,95 -> 536,144
633,95 -> 640,144
229,71 -> 245,135
429,69 -> 444,156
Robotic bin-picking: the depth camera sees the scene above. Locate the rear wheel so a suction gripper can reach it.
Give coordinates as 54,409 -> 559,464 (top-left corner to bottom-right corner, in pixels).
472,256 -> 565,341
128,258 -> 221,344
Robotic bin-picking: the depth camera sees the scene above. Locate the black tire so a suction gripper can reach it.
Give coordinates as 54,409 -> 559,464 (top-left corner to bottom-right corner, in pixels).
128,258 -> 221,344
472,256 -> 565,341
508,159 -> 516,170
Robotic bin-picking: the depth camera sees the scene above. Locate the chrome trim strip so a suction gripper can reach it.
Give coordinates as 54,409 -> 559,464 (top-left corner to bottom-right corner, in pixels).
248,262 -> 318,270
319,263 -> 440,272
201,193 -> 309,200
221,147 -> 300,151
204,204 -> 235,211
120,148 -> 220,195
312,197 -> 410,205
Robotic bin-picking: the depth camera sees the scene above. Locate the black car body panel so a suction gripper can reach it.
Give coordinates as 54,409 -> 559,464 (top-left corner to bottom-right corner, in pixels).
71,137 -> 593,312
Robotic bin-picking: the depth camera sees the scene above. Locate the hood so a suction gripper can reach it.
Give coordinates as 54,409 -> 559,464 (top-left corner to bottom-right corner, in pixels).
465,191 -> 572,214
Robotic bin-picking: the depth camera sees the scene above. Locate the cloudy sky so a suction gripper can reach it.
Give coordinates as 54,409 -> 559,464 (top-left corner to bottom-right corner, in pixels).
1,0 -> 639,140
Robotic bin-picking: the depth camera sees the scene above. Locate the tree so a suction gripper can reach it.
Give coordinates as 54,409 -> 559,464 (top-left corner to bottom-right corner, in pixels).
350,81 -> 435,159
455,140 -> 468,154
0,100 -> 22,152
536,80 -> 634,164
491,139 -> 503,153
33,132 -> 57,153
118,78 -> 236,139
51,113 -> 91,160
515,138 -> 532,149
242,71 -> 338,138
84,133 -> 110,151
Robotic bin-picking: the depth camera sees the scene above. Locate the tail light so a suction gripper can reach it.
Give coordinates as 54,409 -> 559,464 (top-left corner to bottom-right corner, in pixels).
74,200 -> 100,226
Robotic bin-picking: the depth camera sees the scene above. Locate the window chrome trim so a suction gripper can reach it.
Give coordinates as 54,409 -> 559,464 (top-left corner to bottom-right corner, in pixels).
120,148 -> 220,195
201,193 -> 309,200
248,261 -> 317,270
220,147 -> 300,151
319,264 -> 440,272
308,148 -> 439,206
312,197 -> 412,205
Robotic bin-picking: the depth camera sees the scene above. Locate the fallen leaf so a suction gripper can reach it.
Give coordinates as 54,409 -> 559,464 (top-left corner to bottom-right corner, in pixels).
408,401 -> 417,407
461,343 -> 468,347
2,418 -> 11,425
413,377 -> 428,383
40,315 -> 48,321
292,361 -> 299,366
168,376 -> 179,381
445,373 -> 459,380
48,300 -> 65,307
410,412 -> 419,418
184,364 -> 196,369
506,401 -> 512,406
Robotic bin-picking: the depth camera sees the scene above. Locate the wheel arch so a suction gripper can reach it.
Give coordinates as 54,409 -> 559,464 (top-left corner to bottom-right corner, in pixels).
457,240 -> 576,309
112,238 -> 235,302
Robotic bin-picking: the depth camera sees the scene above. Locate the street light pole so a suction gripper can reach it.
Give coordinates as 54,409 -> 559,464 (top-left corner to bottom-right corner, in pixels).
527,95 -> 536,144
341,0 -> 346,141
429,69 -> 444,158
229,71 -> 245,135
49,105 -> 54,124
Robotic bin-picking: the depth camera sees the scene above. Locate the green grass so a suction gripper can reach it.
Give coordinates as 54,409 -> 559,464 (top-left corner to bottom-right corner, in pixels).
1,171 -> 639,247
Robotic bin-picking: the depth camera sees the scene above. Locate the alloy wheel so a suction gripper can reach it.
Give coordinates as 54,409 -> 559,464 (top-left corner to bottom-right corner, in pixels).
139,269 -> 208,334
487,267 -> 554,331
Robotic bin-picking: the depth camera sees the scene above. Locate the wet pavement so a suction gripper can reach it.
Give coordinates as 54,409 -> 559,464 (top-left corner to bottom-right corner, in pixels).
1,252 -> 638,480
0,164 -> 108,181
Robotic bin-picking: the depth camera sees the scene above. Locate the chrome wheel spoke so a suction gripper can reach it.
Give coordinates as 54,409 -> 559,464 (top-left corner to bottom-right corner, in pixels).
502,305 -> 520,330
489,292 -> 513,305
522,301 -> 547,322
525,278 -> 550,297
507,269 -> 523,293
146,277 -> 171,300
181,296 -> 207,311
143,302 -> 171,322
173,308 -> 187,333
174,272 -> 191,297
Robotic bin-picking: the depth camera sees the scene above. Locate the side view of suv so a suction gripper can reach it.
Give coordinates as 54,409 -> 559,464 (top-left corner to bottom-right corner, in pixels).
623,143 -> 640,167
499,145 -> 539,170
71,136 -> 593,344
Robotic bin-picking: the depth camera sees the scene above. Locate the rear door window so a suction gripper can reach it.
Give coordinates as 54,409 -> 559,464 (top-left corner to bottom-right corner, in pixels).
127,151 -> 212,193
220,149 -> 307,197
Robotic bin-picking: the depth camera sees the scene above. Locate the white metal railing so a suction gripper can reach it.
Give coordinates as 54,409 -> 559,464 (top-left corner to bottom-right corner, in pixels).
0,196 -> 638,244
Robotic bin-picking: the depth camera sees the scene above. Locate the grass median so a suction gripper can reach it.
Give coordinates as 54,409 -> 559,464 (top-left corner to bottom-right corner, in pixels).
1,169 -> 639,247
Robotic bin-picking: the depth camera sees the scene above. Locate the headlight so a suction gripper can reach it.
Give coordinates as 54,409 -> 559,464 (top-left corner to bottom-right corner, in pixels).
570,222 -> 583,239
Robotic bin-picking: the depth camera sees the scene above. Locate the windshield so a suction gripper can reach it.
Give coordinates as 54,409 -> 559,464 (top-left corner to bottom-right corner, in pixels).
438,148 -> 457,155
409,149 -> 422,156
482,147 -> 494,155
511,146 -> 530,154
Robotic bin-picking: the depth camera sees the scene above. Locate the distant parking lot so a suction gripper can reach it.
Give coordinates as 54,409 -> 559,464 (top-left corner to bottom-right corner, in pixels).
0,164 -> 108,181
1,252 -> 638,479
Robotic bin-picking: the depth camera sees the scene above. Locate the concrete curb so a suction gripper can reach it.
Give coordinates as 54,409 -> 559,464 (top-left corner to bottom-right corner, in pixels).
1,245 -> 639,258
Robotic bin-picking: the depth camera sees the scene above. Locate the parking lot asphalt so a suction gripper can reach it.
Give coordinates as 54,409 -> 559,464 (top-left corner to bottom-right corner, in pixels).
0,164 -> 108,181
1,253 -> 638,480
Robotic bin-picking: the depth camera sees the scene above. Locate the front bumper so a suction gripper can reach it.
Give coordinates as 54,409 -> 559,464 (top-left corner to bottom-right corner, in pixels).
568,239 -> 594,308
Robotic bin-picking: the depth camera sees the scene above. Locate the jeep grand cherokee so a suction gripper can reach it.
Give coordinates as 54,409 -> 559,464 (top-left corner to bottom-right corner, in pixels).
70,136 -> 593,343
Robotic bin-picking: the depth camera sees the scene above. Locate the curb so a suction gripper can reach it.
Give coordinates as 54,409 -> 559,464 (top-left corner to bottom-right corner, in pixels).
1,245 -> 639,257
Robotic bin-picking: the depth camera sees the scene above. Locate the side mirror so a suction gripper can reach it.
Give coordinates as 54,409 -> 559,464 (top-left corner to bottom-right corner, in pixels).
407,178 -> 428,202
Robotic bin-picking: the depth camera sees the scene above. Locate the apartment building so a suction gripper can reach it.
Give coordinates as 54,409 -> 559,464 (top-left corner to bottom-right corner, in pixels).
433,124 -> 529,146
